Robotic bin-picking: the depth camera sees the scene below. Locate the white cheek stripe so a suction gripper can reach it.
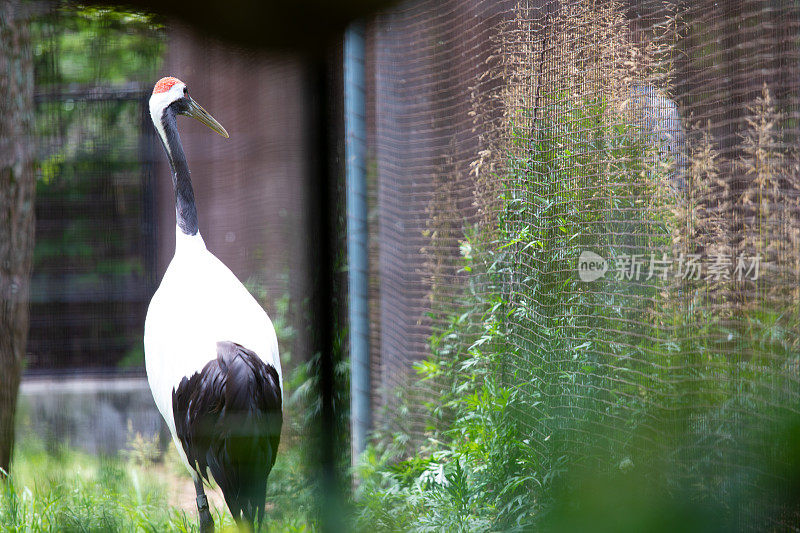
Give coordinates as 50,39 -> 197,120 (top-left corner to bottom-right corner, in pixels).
153,117 -> 171,158
148,83 -> 186,159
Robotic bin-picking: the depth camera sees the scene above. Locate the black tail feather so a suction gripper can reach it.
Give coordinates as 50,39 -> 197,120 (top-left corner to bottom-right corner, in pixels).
173,341 -> 282,526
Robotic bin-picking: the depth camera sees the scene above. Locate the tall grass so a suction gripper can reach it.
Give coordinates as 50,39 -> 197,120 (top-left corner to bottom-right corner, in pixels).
0,435 -> 194,532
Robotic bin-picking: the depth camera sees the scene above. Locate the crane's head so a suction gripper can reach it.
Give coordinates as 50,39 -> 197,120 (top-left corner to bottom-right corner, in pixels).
149,77 -> 229,138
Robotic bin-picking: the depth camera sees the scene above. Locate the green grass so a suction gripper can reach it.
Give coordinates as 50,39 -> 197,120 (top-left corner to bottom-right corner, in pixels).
0,434 -> 315,532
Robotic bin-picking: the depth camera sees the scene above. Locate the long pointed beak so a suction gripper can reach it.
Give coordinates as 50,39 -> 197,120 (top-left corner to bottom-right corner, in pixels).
184,96 -> 229,138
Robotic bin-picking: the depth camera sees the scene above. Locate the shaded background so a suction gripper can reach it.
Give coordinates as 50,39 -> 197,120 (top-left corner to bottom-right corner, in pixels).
27,11 -> 309,373
6,0 -> 800,530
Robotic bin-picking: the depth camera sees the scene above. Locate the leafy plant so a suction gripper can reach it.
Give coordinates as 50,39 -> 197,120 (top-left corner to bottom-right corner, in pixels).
355,2 -> 800,530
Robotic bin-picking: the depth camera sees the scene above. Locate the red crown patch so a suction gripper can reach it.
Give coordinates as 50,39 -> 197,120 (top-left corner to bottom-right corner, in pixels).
153,77 -> 183,95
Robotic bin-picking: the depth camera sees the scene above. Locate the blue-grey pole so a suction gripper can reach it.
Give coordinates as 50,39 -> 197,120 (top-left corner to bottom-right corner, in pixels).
345,20 -> 370,463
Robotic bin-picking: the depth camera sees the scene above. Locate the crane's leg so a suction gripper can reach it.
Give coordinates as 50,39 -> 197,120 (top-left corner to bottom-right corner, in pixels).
194,477 -> 214,533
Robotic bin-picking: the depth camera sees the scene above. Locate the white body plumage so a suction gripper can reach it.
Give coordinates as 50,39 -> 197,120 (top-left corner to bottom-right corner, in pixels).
144,229 -> 282,471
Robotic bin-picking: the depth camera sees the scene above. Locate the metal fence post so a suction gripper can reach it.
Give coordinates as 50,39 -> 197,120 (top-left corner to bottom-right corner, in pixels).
345,20 -> 370,464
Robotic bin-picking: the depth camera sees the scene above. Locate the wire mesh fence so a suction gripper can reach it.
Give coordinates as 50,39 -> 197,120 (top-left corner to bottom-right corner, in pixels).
30,85 -> 156,371
5,0 -> 800,529
363,0 -> 800,528
5,5 -> 320,530
27,7 -> 162,372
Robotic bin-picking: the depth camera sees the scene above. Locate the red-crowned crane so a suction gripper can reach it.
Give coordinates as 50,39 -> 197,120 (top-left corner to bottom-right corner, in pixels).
144,76 -> 283,532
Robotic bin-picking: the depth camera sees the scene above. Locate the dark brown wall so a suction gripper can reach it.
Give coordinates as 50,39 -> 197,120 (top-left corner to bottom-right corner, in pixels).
155,27 -> 307,305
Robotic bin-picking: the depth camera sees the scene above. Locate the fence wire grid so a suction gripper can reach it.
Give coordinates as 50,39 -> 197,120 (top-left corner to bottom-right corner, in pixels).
364,0 -> 800,527
16,0 -> 800,528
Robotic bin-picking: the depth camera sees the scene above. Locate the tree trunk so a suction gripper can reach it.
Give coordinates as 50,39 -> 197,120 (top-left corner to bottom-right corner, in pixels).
0,0 -> 35,478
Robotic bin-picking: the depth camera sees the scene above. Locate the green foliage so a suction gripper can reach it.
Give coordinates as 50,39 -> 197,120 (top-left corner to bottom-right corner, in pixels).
355,91 -> 660,531
29,4 -> 165,370
33,6 -> 163,87
355,86 -> 800,529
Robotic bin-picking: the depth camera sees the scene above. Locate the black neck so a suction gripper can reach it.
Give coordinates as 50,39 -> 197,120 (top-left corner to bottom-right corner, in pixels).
160,106 -> 199,236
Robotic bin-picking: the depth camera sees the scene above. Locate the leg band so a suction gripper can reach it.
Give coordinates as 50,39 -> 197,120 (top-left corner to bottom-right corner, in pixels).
196,493 -> 209,511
